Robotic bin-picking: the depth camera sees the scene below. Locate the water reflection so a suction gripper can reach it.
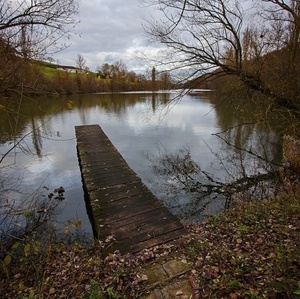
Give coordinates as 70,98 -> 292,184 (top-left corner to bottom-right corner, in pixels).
0,91 -> 283,239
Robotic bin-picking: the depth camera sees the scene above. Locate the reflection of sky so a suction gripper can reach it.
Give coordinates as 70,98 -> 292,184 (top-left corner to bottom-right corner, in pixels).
99,96 -> 220,179
1,93 -> 224,230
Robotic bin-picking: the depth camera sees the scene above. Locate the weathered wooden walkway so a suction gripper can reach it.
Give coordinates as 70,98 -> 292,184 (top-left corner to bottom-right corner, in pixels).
75,125 -> 186,254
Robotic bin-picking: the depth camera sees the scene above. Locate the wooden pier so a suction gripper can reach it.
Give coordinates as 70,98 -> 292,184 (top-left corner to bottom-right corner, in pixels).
75,125 -> 186,254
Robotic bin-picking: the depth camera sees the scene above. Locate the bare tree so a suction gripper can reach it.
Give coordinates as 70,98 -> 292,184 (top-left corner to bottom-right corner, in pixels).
151,66 -> 156,91
0,0 -> 79,58
0,0 -> 79,96
143,0 -> 300,116
76,54 -> 86,71
0,1 -> 79,250
141,0 -> 300,218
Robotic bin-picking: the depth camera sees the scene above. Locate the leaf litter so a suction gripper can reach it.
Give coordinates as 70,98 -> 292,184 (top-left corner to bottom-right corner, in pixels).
1,192 -> 300,298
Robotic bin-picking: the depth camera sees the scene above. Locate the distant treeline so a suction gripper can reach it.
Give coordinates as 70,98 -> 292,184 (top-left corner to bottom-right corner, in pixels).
0,38 -> 174,96
39,60 -> 175,94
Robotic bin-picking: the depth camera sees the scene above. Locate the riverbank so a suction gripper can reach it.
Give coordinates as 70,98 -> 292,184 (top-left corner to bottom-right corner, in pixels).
1,187 -> 300,298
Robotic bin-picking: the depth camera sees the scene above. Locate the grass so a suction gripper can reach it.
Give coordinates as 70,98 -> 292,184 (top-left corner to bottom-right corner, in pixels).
33,60 -> 97,79
85,280 -> 103,299
39,65 -> 61,78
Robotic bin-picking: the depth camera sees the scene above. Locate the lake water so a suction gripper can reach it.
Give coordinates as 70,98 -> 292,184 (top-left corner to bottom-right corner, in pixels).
0,91 -> 282,242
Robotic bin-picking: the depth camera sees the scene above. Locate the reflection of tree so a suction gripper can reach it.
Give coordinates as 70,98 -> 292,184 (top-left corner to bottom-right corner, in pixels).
0,187 -> 66,255
203,92 -> 286,164
151,93 -> 157,112
149,124 -> 281,223
31,117 -> 43,158
0,93 -> 175,147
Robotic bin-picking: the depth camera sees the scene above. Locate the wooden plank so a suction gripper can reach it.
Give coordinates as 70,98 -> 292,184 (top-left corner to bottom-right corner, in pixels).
75,125 -> 186,254
89,182 -> 148,202
121,228 -> 187,254
104,212 -> 184,240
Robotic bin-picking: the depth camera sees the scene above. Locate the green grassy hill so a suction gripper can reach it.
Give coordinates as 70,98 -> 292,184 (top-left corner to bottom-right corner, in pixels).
34,60 -> 96,78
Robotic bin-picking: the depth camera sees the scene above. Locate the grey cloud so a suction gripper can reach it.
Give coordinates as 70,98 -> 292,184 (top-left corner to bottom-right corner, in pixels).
53,0 -> 157,71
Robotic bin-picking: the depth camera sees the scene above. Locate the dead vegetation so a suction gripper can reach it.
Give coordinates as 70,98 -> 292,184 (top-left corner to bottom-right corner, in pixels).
1,185 -> 300,298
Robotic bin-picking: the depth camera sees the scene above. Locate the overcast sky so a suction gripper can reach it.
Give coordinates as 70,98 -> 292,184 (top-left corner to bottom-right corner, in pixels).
54,0 -> 162,74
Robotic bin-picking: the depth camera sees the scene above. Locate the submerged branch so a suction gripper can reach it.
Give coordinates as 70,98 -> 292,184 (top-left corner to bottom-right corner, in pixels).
151,145 -> 281,212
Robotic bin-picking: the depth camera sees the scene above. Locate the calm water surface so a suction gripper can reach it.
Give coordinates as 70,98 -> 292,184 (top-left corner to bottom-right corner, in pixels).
0,92 -> 281,240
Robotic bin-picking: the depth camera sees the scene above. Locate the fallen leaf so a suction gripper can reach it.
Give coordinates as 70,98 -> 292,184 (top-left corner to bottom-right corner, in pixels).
176,290 -> 183,296
49,288 -> 56,294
